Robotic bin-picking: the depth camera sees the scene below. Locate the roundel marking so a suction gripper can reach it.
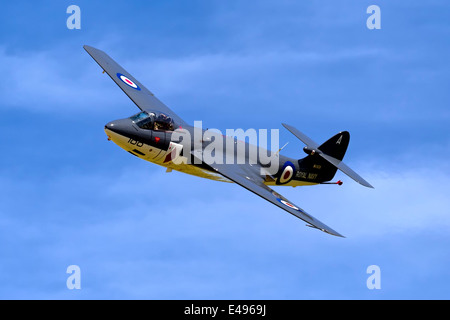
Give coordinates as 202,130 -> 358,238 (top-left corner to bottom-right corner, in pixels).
282,167 -> 293,180
276,198 -> 300,211
117,73 -> 141,90
277,161 -> 295,185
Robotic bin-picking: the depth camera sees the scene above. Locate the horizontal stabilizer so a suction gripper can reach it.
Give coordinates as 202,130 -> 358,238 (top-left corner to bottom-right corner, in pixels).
320,153 -> 374,188
282,123 -> 374,189
282,123 -> 320,149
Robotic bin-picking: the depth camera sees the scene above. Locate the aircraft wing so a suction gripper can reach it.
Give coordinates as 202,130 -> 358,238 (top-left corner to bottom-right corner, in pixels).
83,45 -> 187,126
191,151 -> 344,237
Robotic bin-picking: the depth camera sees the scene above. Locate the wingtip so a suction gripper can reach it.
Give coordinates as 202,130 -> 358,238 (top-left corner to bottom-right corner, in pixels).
83,45 -> 102,54
326,229 -> 346,238
83,45 -> 93,53
306,224 -> 345,238
360,180 -> 375,189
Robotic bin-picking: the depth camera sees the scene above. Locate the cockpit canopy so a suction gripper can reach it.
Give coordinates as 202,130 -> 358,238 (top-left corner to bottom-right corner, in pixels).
130,111 -> 175,131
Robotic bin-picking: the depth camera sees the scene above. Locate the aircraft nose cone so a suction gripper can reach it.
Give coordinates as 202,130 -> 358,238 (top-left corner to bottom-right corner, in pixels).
105,121 -> 116,130
104,118 -> 136,137
104,119 -> 127,136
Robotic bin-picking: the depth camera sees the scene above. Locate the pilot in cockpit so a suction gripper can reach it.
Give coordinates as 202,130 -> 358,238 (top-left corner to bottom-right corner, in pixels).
154,113 -> 174,131
130,111 -> 174,131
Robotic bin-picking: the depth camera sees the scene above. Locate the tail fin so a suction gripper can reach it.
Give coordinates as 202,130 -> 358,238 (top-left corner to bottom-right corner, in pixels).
317,131 -> 349,161
282,123 -> 374,188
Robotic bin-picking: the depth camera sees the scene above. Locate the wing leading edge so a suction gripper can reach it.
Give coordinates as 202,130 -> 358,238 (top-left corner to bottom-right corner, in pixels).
191,151 -> 344,237
83,45 -> 187,126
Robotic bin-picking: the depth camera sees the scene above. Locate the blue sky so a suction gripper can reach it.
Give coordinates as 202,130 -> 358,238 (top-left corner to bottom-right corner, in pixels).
0,0 -> 449,299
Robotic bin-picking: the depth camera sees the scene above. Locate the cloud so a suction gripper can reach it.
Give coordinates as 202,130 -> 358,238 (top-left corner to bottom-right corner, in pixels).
0,149 -> 449,298
131,47 -> 387,95
0,45 -> 127,114
0,42 -> 386,117
290,160 -> 450,238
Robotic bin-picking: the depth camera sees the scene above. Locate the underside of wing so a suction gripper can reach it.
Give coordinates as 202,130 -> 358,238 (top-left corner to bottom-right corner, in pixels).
84,45 -> 187,126
191,151 -> 344,237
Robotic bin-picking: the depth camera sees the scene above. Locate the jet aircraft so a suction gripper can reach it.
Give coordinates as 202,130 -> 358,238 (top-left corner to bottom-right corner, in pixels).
84,45 -> 373,237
